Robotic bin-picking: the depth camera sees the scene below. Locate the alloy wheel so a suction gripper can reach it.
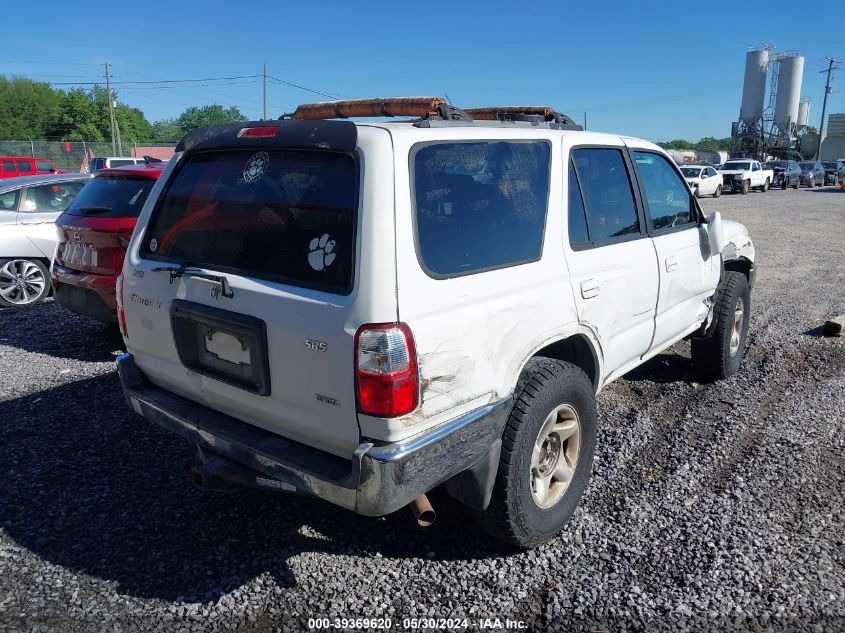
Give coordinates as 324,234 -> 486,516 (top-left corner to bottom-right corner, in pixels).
0,260 -> 47,305
530,404 -> 581,509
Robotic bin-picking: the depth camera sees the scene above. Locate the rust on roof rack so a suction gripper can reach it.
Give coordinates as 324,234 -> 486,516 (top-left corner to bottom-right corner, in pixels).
463,106 -> 556,121
289,97 -> 449,120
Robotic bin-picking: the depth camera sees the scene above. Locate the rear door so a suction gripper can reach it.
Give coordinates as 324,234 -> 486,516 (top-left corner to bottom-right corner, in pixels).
564,144 -> 659,382
123,125 -> 387,459
628,149 -> 719,353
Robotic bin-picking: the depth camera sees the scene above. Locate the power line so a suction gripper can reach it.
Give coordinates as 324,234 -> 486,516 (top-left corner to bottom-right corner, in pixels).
0,59 -> 94,66
267,75 -> 346,100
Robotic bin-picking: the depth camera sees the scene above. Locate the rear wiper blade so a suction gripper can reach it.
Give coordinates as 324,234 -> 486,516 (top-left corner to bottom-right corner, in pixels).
79,206 -> 112,215
151,265 -> 234,298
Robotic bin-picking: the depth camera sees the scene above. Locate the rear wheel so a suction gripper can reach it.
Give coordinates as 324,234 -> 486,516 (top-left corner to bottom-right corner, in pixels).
781,177 -> 787,190
0,259 -> 50,308
761,178 -> 770,192
713,185 -> 722,198
691,271 -> 750,382
473,358 -> 597,549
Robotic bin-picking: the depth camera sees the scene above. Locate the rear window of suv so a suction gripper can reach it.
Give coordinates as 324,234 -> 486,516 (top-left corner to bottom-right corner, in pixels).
142,149 -> 357,295
66,176 -> 155,218
412,140 -> 551,277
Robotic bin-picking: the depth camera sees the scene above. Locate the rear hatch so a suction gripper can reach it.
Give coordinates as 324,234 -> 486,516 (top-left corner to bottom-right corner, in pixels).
56,174 -> 156,276
124,128 -> 364,458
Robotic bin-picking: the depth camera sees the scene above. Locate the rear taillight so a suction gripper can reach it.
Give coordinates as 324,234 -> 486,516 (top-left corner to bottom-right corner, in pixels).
116,273 -> 127,338
355,323 -> 418,417
117,228 -> 133,250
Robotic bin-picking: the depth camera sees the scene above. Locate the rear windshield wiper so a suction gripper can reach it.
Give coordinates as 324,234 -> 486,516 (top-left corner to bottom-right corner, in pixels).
79,206 -> 112,215
151,264 -> 234,298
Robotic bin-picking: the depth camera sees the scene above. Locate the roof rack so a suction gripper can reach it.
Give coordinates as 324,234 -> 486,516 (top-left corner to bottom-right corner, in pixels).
281,97 -> 582,129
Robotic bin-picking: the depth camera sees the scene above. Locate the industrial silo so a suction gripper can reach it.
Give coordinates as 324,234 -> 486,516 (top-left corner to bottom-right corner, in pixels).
774,54 -> 805,135
740,47 -> 769,127
797,98 -> 811,129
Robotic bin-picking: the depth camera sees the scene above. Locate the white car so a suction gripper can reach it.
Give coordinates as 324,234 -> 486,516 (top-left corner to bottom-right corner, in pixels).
680,164 -> 722,198
0,173 -> 91,307
718,159 -> 773,194
116,97 -> 756,548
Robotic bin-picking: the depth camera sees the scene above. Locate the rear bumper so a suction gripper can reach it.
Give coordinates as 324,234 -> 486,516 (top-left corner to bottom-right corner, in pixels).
116,353 -> 511,516
52,262 -> 118,314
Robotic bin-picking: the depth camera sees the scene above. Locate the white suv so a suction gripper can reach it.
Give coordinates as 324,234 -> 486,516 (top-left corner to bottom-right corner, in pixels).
116,97 -> 756,548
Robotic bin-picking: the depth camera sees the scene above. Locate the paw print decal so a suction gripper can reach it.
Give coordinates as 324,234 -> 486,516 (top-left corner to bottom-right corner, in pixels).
243,151 -> 269,183
308,233 -> 337,271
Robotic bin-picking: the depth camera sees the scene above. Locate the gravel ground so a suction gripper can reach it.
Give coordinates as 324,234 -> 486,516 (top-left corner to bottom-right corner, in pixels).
0,186 -> 843,632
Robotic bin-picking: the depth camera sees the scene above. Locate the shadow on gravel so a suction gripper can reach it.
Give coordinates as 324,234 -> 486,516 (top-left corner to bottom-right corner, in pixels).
0,375 -> 501,603
623,350 -> 696,384
806,188 -> 845,194
0,301 -> 124,362
802,325 -> 827,337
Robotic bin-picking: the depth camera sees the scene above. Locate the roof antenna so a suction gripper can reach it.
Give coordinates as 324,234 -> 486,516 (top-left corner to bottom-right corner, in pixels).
444,94 -> 452,105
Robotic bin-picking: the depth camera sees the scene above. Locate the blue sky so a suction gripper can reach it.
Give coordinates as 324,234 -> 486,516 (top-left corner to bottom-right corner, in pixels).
4,1 -> 843,141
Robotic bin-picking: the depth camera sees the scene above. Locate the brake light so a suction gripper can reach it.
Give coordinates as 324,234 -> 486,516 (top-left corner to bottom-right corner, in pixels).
117,228 -> 134,250
116,273 -> 127,338
355,323 -> 418,417
237,126 -> 279,138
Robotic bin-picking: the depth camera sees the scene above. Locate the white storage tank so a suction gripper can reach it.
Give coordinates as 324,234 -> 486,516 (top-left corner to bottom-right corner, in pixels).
774,54 -> 805,135
740,47 -> 769,126
797,98 -> 811,129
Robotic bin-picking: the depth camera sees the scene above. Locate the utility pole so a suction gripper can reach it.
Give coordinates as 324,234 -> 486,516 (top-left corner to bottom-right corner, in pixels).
583,112 -> 587,130
105,62 -> 117,155
816,56 -> 839,160
263,62 -> 268,120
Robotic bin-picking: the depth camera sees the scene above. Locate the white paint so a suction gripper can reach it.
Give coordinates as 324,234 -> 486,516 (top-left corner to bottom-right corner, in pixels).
243,151 -> 269,183
308,233 -> 337,271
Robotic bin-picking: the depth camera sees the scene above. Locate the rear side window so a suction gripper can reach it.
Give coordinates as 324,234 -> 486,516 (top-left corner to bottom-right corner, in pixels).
144,149 -> 358,295
413,141 -> 550,277
2,160 -> 15,172
571,148 -> 640,243
66,176 -> 154,218
567,160 -> 590,248
16,160 -> 32,173
0,189 -> 19,210
110,159 -> 136,168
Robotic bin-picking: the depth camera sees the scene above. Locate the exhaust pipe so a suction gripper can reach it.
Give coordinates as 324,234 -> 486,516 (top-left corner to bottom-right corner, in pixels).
409,494 -> 436,527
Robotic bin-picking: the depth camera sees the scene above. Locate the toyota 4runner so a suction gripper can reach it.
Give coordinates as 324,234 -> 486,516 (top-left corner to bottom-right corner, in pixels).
116,97 -> 756,548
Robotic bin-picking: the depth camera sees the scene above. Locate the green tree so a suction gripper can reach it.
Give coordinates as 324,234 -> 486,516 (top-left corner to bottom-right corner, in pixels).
658,138 -> 695,150
0,76 -> 63,139
150,118 -> 183,142
177,104 -> 246,134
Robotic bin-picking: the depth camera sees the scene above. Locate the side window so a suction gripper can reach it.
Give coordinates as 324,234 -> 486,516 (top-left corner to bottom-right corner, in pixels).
567,160 -> 590,248
706,167 -> 717,177
16,160 -> 33,173
2,160 -> 15,172
0,189 -> 19,211
571,148 -> 640,242
413,141 -> 551,277
633,151 -> 695,230
21,181 -> 85,213
752,163 -> 760,172
35,160 -> 55,172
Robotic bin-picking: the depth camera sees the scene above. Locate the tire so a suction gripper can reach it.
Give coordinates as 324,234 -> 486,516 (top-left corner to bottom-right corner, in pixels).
0,259 -> 50,308
780,178 -> 787,190
473,358 -> 597,549
691,271 -> 751,382
740,180 -> 749,195
713,185 -> 722,198
761,178 -> 769,192
792,178 -> 799,189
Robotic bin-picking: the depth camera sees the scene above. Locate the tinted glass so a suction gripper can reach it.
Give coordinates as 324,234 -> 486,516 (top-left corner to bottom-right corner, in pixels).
571,148 -> 639,242
706,168 -> 717,177
66,176 -> 154,218
680,167 -> 701,177
21,181 -> 85,213
413,141 -> 550,277
0,189 -> 19,210
2,160 -> 14,172
35,160 -> 54,171
145,149 -> 357,295
724,162 -> 750,170
110,159 -> 136,168
89,158 -> 105,171
634,151 -> 694,230
568,160 -> 589,248
16,160 -> 32,173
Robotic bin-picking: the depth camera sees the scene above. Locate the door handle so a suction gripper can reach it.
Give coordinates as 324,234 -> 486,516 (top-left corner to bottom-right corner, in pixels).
581,279 -> 599,299
665,256 -> 678,272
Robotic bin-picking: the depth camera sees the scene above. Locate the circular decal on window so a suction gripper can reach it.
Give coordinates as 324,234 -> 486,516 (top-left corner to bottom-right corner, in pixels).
243,151 -> 270,183
149,238 -> 158,253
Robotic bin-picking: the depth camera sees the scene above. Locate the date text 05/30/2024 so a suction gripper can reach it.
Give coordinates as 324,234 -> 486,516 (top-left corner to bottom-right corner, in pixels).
308,617 -> 528,630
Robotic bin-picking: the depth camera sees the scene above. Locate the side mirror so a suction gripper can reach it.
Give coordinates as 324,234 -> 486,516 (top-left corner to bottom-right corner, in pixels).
704,211 -> 725,256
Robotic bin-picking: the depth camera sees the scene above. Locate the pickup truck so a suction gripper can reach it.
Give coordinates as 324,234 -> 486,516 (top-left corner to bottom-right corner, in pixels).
718,159 -> 773,194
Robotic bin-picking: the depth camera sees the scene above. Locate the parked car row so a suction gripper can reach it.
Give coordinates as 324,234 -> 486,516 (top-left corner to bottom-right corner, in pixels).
0,162 -> 164,310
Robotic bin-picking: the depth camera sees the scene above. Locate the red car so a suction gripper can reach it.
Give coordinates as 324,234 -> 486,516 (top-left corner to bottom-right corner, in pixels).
52,162 -> 165,322
0,157 -> 64,179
